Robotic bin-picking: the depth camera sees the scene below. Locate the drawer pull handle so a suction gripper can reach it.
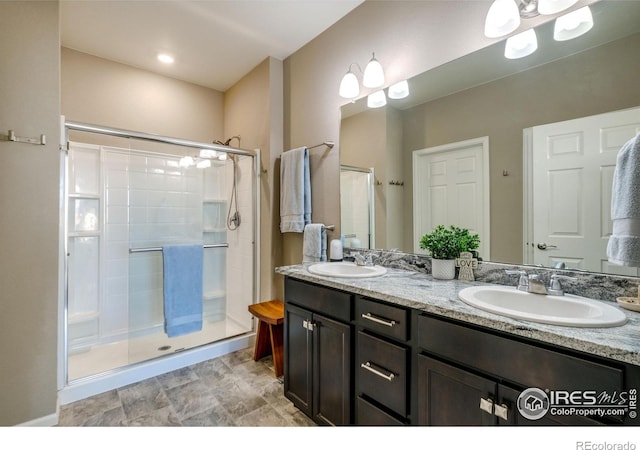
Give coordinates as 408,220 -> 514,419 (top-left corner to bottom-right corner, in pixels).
361,361 -> 395,381
494,403 -> 509,421
479,397 -> 494,415
362,312 -> 396,327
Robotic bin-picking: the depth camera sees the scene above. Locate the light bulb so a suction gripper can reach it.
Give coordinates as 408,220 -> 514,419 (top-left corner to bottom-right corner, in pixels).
484,0 -> 521,38
367,90 -> 387,108
505,29 -> 538,59
196,159 -> 211,169
388,80 -> 409,99
363,53 -> 385,88
339,70 -> 360,99
157,53 -> 174,64
554,6 -> 593,41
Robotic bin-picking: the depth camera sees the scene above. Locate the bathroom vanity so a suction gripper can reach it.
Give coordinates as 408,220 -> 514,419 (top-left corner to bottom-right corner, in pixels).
277,264 -> 640,426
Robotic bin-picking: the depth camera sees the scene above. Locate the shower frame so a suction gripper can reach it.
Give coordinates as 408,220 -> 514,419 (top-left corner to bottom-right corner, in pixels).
57,119 -> 261,401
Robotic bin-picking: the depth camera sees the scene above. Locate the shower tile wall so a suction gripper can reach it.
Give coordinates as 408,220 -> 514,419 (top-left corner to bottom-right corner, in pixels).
125,150 -> 204,338
67,142 -> 254,380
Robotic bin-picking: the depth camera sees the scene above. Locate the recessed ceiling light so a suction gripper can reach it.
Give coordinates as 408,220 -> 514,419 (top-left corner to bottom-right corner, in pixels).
157,53 -> 174,64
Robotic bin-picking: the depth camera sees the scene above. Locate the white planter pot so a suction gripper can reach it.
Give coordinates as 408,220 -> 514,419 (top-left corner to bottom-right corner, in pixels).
431,258 -> 456,280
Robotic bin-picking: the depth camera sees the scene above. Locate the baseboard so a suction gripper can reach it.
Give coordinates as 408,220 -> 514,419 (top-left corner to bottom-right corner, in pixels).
16,412 -> 58,427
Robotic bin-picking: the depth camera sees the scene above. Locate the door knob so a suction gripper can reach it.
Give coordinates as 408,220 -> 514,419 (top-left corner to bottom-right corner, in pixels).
537,243 -> 558,250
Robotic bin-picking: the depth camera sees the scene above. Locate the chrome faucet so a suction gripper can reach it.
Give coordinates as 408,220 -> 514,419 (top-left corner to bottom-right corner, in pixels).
353,252 -> 373,266
505,270 -> 547,295
547,272 -> 576,296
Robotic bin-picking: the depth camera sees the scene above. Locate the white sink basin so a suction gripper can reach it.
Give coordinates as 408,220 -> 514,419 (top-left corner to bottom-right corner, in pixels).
307,262 -> 387,278
458,285 -> 628,328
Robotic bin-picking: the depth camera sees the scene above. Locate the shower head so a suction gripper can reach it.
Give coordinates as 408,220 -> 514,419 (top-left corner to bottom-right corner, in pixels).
214,136 -> 241,147
224,135 -> 241,146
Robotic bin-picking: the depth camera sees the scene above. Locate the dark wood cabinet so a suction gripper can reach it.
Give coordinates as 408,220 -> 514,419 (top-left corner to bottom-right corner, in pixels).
283,274 -> 639,427
416,313 -> 633,426
284,277 -> 353,426
418,354 -> 603,426
355,297 -> 410,425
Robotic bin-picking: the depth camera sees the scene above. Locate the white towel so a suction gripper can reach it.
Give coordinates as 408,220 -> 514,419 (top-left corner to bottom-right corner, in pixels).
607,133 -> 640,266
303,224 -> 327,263
280,147 -> 311,233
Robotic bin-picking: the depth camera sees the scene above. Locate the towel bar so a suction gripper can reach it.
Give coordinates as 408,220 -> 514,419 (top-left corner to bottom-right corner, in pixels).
129,243 -> 228,253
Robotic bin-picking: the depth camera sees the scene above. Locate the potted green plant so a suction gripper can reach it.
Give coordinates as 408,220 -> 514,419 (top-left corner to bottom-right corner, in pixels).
419,225 -> 480,279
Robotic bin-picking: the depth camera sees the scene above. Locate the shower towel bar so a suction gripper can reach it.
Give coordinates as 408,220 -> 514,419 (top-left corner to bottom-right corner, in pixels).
308,141 -> 334,150
129,243 -> 228,254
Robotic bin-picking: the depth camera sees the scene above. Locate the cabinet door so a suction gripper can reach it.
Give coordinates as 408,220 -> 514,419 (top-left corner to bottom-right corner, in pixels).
418,355 -> 497,425
284,303 -> 313,417
313,313 -> 352,426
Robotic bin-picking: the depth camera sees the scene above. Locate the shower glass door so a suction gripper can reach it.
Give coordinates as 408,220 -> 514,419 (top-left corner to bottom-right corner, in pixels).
66,129 -> 256,383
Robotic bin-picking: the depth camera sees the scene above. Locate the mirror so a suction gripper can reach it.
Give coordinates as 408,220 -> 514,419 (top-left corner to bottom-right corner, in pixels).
339,0 -> 640,275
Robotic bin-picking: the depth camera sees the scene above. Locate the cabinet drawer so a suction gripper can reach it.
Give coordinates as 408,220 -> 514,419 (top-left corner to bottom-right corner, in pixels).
357,297 -> 409,341
417,314 -> 624,393
357,331 -> 408,416
285,277 -> 353,322
356,396 -> 405,426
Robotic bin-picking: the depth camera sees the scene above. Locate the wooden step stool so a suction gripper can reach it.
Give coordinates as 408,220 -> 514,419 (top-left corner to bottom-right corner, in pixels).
248,299 -> 284,378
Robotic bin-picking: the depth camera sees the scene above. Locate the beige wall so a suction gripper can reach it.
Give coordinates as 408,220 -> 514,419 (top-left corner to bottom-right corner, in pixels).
401,32 -> 640,263
0,1 -> 60,426
62,47 -> 224,142
224,57 -> 284,300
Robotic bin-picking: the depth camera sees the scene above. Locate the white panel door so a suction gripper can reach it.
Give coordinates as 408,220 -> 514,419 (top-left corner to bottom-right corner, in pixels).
413,137 -> 490,259
531,107 -> 640,275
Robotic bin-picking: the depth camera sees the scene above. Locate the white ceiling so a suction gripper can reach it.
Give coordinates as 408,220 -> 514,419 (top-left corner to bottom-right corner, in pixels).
60,0 -> 365,92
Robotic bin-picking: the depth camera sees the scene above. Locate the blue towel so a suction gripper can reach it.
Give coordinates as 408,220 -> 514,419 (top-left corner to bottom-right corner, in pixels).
280,147 -> 311,233
607,133 -> 640,266
303,224 -> 327,263
162,244 -> 203,337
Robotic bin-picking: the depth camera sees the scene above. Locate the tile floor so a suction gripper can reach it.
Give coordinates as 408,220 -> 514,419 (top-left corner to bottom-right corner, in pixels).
58,347 -> 315,427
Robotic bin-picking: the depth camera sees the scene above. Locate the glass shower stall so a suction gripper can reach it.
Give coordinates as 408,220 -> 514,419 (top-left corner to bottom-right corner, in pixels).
62,121 -> 259,387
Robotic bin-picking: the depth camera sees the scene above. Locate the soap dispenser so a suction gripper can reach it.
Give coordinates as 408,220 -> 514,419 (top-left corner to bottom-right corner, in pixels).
330,239 -> 343,262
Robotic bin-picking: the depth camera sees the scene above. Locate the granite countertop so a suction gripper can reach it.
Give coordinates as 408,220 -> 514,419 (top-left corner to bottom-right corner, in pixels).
276,264 -> 640,366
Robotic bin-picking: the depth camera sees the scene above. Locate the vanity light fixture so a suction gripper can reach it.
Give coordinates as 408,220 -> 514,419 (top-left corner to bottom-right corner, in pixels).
485,0 -> 581,39
362,53 -> 385,88
504,28 -> 538,59
553,6 -> 593,41
367,90 -> 387,108
388,80 -> 409,99
196,159 -> 211,169
339,53 -> 386,100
